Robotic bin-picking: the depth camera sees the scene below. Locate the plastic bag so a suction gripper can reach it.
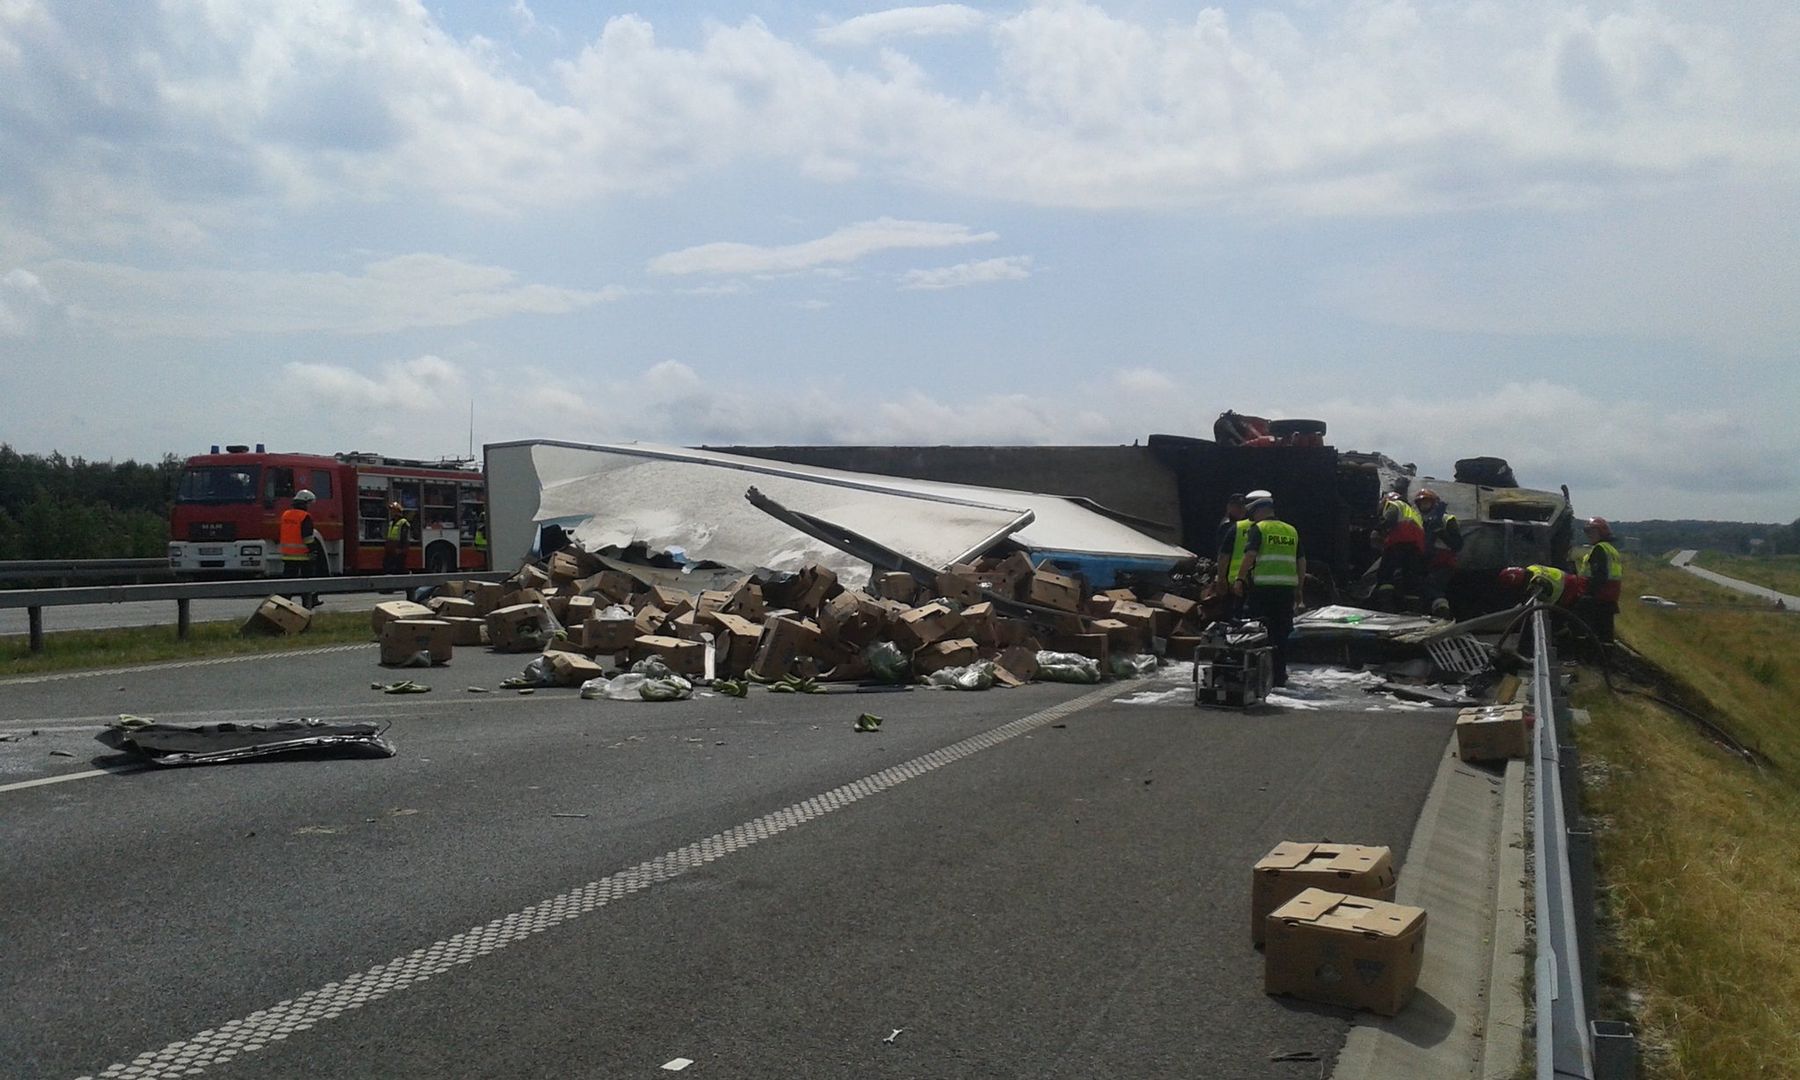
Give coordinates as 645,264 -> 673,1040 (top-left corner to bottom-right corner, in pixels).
581,673 -> 645,700
927,661 -> 996,691
639,675 -> 694,702
501,655 -> 557,689
863,641 -> 912,684
1035,650 -> 1102,684
1108,653 -> 1159,679
630,657 -> 675,679
597,604 -> 633,620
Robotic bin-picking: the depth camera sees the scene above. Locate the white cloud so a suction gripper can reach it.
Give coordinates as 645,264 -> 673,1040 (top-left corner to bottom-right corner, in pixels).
648,218 -> 997,276
285,354 -> 468,412
0,268 -> 56,336
1114,368 -> 1176,394
815,6 -> 990,48
35,254 -> 617,337
899,254 -> 1032,290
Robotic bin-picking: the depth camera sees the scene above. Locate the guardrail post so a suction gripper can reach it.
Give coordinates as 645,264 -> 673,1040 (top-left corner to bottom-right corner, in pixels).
1591,1019 -> 1637,1079
177,599 -> 191,641
28,606 -> 44,653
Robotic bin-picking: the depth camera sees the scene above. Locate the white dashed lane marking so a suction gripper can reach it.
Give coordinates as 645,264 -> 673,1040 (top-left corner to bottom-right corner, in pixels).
73,684 -> 1115,1079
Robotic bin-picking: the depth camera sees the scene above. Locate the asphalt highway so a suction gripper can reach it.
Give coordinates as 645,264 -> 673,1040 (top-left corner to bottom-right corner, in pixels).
2,645 -> 1451,1079
0,592 -> 390,637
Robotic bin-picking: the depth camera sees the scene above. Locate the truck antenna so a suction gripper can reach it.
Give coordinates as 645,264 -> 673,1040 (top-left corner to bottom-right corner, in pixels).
468,399 -> 475,461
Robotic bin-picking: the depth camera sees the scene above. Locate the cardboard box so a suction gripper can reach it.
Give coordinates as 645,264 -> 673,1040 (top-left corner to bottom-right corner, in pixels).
994,645 -> 1040,685
591,570 -> 638,604
1264,888 -> 1425,1016
487,604 -> 554,652
1455,706 -> 1530,762
1102,587 -> 1138,603
1154,593 -> 1199,618
1109,600 -> 1159,634
1088,618 -> 1138,651
820,590 -> 886,647
441,616 -> 487,647
631,635 -> 706,677
957,601 -> 995,645
514,564 -> 551,591
749,616 -> 822,681
381,618 -> 453,666
428,596 -> 479,620
633,604 -> 668,637
710,613 -> 764,675
934,568 -> 985,606
242,595 -> 311,636
722,578 -> 767,621
582,616 -> 640,654
891,603 -> 963,651
790,563 -> 839,613
1026,567 -> 1082,612
437,580 -> 470,599
872,572 -> 918,604
981,551 -> 1035,596
1084,594 -> 1117,617
548,651 -> 606,687
469,581 -> 506,616
371,600 -> 434,638
563,595 -> 599,626
1251,842 -> 1397,945
547,550 -> 585,583
696,590 -> 733,617
1059,633 -> 1110,669
914,637 -> 978,675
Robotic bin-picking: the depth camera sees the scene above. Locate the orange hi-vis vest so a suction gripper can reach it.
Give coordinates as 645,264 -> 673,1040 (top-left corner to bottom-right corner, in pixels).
279,509 -> 311,562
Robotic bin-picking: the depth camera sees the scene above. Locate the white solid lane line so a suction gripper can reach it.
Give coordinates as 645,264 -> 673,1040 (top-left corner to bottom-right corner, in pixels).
0,766 -> 146,794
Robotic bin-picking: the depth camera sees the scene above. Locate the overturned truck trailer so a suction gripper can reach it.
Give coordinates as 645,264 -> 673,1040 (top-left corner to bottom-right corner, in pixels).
483,441 -> 1195,590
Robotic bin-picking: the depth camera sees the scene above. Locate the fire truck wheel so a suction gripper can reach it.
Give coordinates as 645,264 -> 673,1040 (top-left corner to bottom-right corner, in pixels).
425,542 -> 456,575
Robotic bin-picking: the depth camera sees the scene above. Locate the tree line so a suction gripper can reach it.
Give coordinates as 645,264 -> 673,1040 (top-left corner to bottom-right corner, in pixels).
1613,519 -> 1800,556
0,445 -> 183,559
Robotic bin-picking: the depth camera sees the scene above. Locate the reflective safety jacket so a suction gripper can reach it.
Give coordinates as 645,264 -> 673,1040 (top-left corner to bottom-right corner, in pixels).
1224,518 -> 1253,584
1527,564 -> 1584,606
1578,542 -> 1623,603
387,516 -> 411,544
1248,520 -> 1302,589
1424,507 -> 1462,570
279,509 -> 313,562
1382,500 -> 1426,552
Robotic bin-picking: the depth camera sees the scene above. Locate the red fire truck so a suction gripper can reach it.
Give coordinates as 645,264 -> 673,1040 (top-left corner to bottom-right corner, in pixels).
167,445 -> 489,577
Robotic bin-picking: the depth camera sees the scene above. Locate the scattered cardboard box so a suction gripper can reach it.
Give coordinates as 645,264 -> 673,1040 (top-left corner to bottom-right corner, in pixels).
1251,841 -> 1397,945
1264,888 -> 1425,1016
441,616 -> 487,647
371,600 -> 434,638
994,645 -> 1040,686
582,616 -> 640,654
469,581 -> 506,616
934,567 -> 985,606
548,651 -> 606,686
750,616 -> 822,681
242,595 -> 311,636
1455,705 -> 1531,762
487,604 -> 554,653
891,603 -> 963,651
872,572 -> 918,604
631,635 -> 705,677
914,637 -> 977,675
428,596 -> 479,620
381,619 -> 453,666
1026,567 -> 1082,612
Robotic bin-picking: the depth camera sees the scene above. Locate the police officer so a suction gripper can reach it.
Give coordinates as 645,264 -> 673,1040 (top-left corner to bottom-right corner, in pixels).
1212,491 -> 1253,613
1232,491 -> 1307,688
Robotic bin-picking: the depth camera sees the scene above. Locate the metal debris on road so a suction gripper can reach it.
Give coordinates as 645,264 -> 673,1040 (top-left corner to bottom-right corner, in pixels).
550,812 -> 590,819
466,686 -> 490,693
660,1058 -> 693,1072
883,1028 -> 905,1044
98,717 -> 397,766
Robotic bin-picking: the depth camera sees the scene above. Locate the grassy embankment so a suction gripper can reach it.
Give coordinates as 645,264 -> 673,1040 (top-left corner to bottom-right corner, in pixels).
1573,557 -> 1800,1077
1690,551 -> 1800,598
1,611 -> 374,677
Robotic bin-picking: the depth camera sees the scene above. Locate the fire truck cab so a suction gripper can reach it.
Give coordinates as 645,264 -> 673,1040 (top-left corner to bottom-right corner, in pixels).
168,445 -> 488,577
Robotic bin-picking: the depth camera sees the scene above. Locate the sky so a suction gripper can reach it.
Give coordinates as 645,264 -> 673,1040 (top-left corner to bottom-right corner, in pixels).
2,0 -> 1797,522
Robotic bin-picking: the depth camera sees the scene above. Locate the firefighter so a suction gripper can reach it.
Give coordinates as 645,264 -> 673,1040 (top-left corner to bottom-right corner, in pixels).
280,489 -> 323,608
1415,488 -> 1462,619
1232,491 -> 1306,688
1574,517 -> 1624,643
1498,564 -> 1586,608
1211,491 -> 1253,613
384,500 -> 412,574
1373,491 -> 1427,613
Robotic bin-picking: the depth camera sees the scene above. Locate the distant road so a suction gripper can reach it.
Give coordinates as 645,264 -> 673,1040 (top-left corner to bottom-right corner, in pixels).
1670,550 -> 1800,608
0,590 -> 392,637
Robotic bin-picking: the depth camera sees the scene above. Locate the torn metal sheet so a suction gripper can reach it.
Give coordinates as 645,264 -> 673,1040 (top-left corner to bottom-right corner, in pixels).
1291,605 -> 1443,639
484,440 -> 1192,582
99,719 -> 396,766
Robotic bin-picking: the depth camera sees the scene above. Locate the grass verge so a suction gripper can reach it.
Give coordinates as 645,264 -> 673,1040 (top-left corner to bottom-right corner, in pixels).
1691,551 -> 1800,598
1,612 -> 374,677
1570,560 -> 1800,1077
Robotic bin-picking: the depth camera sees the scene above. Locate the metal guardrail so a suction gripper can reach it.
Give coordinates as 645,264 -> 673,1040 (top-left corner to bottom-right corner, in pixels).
1531,610 -> 1635,1080
0,558 -> 174,585
0,572 -> 509,652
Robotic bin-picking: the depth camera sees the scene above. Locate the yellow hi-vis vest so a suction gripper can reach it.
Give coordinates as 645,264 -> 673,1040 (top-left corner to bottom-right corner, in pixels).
1249,520 -> 1301,588
387,516 -> 410,542
1579,541 -> 1622,584
1226,518 -> 1252,583
1527,564 -> 1567,605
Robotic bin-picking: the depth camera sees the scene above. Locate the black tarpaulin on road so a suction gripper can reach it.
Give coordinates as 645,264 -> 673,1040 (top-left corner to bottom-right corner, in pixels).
99,719 -> 396,766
